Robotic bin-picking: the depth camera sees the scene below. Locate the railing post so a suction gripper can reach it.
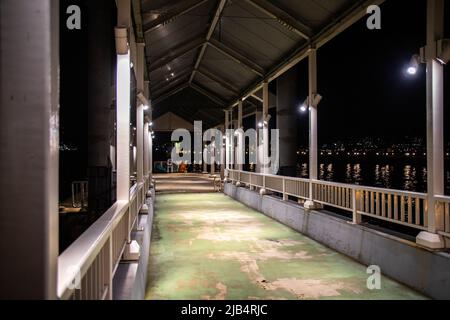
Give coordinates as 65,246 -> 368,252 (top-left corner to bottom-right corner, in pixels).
352,189 -> 362,224
260,174 -> 267,195
106,236 -> 113,300
283,178 -> 288,201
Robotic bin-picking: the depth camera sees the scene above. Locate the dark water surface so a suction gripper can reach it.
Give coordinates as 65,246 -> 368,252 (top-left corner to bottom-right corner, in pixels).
296,159 -> 450,195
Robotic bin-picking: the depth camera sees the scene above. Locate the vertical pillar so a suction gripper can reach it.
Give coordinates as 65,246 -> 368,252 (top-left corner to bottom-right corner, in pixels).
136,43 -> 145,186
211,140 -> 216,175
117,0 -> 140,261
309,49 -> 318,182
0,0 -> 59,299
277,66 -> 300,177
116,0 -> 131,202
304,48 -> 321,210
262,81 -> 270,175
236,100 -> 244,171
220,125 -> 225,179
203,146 -> 208,173
143,121 -> 149,181
417,0 -> 445,249
255,109 -> 262,173
225,110 -> 230,170
144,80 -> 152,177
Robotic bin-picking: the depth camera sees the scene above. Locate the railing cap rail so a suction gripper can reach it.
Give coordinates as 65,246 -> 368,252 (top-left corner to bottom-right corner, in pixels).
229,169 -> 428,198
57,200 -> 128,299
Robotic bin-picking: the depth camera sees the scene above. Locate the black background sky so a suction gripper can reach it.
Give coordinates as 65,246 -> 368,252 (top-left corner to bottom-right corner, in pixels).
314,0 -> 449,144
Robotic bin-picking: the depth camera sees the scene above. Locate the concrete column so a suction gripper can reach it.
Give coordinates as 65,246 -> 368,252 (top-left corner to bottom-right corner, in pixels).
277,66 -> 300,177
143,121 -> 149,180
144,80 -> 152,176
262,81 -> 270,175
309,49 -> 318,182
116,1 -> 131,202
225,110 -> 230,170
211,141 -> 216,175
87,0 -> 115,215
203,146 -> 208,173
417,0 -> 445,249
236,100 -> 244,171
219,125 -> 225,179
136,43 -> 145,185
0,0 -> 59,299
304,48 -> 321,210
255,109 -> 262,172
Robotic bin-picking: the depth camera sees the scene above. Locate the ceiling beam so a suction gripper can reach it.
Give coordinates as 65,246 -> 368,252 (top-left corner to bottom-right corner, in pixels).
245,0 -> 312,40
189,0 -> 228,84
152,83 -> 189,105
196,67 -> 239,95
207,38 -> 264,77
143,0 -> 210,35
151,68 -> 193,95
250,93 -> 263,103
148,36 -> 205,73
228,0 -> 386,109
190,83 -> 226,106
132,0 -> 151,83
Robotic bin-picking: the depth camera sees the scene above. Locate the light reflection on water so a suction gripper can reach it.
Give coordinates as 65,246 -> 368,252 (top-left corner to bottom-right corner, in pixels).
299,162 -> 450,194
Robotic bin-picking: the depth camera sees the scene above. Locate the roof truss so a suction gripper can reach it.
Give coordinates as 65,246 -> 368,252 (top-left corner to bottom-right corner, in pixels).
244,0 -> 312,40
143,0 -> 210,35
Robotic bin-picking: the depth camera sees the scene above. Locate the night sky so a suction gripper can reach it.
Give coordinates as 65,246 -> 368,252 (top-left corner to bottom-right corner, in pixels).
314,0 -> 449,144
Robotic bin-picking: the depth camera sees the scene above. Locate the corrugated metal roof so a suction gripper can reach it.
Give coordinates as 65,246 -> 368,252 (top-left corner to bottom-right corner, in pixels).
139,0 -> 376,127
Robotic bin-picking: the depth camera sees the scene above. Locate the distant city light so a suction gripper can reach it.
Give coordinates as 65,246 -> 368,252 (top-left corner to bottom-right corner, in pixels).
300,105 -> 307,112
258,122 -> 263,128
143,104 -> 149,111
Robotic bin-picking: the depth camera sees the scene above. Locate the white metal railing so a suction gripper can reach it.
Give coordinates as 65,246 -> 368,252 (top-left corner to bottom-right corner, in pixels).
228,170 -> 435,232
58,176 -> 150,300
436,195 -> 450,236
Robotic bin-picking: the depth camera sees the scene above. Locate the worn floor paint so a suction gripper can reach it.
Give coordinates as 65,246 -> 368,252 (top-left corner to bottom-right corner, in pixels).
145,193 -> 426,300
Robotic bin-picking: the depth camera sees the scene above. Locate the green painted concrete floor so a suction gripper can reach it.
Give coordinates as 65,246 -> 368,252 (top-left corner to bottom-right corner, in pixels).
145,193 -> 426,300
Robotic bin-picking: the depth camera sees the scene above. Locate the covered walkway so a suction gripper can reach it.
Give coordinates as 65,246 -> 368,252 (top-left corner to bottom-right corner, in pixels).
146,192 -> 425,300
1,0 -> 449,301
154,173 -> 218,193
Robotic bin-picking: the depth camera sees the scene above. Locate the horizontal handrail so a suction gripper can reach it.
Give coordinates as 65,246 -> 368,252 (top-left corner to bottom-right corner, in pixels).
435,195 -> 450,202
435,195 -> 450,235
228,170 -> 433,232
228,170 -> 427,198
58,177 -> 150,300
58,201 -> 128,299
